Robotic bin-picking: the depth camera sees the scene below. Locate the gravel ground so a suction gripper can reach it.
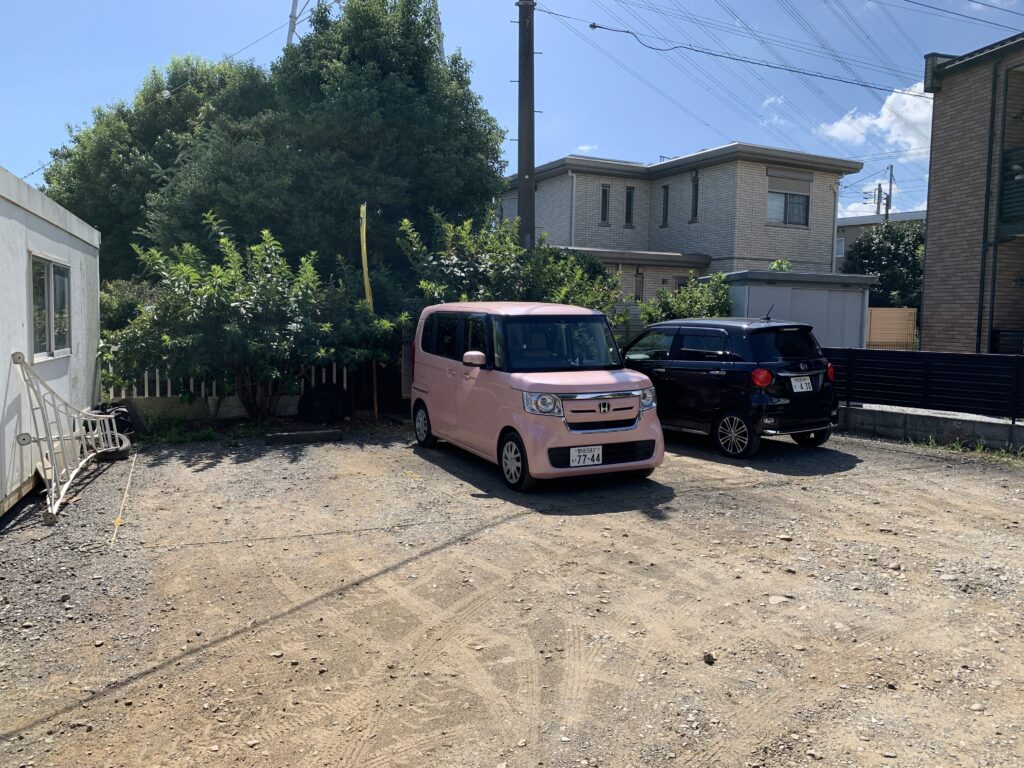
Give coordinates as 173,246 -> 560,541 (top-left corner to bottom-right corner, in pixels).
1,425 -> 1022,768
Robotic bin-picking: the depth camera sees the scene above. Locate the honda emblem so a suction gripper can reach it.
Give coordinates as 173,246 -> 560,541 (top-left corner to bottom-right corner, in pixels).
799,362 -> 808,371
599,402 -> 610,414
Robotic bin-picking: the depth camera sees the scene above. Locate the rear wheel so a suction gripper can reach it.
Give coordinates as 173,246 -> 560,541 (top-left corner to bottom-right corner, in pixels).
792,428 -> 832,447
713,411 -> 761,458
413,402 -> 437,447
499,432 -> 536,492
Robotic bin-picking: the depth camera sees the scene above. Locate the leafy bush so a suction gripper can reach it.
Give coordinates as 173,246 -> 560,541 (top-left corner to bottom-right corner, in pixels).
401,215 -> 626,323
842,221 -> 924,308
105,215 -> 341,421
99,278 -> 162,331
638,272 -> 731,325
768,259 -> 792,272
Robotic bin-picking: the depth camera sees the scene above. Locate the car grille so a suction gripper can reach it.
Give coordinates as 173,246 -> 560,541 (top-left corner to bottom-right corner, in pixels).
565,418 -> 637,432
548,440 -> 656,469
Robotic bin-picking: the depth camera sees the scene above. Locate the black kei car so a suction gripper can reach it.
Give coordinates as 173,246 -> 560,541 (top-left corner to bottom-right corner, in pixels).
622,318 -> 838,458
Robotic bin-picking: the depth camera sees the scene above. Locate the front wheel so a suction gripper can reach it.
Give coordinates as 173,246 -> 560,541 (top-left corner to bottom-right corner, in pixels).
713,411 -> 761,458
499,432 -> 536,492
792,428 -> 832,447
413,403 -> 438,447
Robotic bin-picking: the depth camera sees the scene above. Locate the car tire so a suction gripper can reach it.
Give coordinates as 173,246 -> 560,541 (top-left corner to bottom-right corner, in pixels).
792,428 -> 832,447
413,402 -> 438,447
628,468 -> 655,480
499,431 -> 536,492
713,411 -> 761,458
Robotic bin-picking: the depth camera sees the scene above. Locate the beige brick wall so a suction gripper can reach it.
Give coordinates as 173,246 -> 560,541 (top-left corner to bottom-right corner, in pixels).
646,164 -> 739,267
732,161 -> 838,274
921,58 -> 1024,352
500,175 -> 573,247
572,174 -> 652,251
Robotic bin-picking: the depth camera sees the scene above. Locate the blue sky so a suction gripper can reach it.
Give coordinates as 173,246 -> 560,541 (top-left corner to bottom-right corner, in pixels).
1,1 -> 1019,216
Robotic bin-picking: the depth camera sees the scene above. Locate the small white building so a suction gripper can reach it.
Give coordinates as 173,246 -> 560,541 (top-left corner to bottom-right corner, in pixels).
0,164 -> 101,514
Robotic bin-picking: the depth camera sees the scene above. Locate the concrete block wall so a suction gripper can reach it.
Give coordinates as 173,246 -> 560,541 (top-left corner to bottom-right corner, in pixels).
732,161 -> 838,274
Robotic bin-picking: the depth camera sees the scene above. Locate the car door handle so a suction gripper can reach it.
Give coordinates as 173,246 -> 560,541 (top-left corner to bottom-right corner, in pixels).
651,368 -> 666,374
709,369 -> 727,376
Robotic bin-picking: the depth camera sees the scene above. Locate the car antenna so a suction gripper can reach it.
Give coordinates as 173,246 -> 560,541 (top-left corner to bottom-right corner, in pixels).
762,304 -> 774,321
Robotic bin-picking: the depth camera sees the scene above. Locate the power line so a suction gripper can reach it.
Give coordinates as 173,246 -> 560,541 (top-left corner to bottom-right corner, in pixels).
538,5 -> 730,139
872,2 -> 921,60
20,10 -> 313,181
616,0 -> 920,78
899,0 -> 1023,32
536,7 -> 931,97
967,0 -> 1024,18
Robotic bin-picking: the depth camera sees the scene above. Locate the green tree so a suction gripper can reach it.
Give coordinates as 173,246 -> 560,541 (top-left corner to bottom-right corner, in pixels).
842,221 -> 925,307
769,259 -> 792,272
401,215 -> 626,321
142,0 -> 505,297
638,272 -> 731,325
43,57 -> 274,280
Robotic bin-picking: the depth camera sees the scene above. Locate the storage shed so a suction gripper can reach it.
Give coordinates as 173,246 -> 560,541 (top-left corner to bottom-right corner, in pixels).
0,164 -> 101,514
706,270 -> 878,348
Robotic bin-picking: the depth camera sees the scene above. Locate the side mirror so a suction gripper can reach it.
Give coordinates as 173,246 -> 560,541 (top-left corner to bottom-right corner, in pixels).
462,350 -> 486,367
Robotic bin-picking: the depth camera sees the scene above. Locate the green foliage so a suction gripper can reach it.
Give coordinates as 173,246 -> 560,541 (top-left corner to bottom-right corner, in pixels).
99,278 -> 162,331
638,272 -> 732,325
43,56 -> 274,280
45,1 -> 504,296
103,217 -> 354,421
842,221 -> 925,308
401,215 -> 626,323
768,259 -> 793,272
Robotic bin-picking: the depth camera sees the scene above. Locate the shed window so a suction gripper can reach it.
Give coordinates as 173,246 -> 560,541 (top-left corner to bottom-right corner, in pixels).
31,257 -> 71,358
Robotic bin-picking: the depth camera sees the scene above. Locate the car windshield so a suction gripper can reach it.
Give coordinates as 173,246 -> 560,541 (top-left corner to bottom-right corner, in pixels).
749,327 -> 822,361
503,316 -> 623,372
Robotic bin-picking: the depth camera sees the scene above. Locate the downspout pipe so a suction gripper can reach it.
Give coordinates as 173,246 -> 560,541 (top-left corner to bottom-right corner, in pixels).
989,69 -> 1011,353
831,181 -> 839,274
976,61 -> 1001,353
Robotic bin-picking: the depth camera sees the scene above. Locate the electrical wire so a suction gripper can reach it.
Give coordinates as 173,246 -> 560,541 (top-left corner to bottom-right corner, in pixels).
966,0 -> 1024,18
537,7 -> 930,97
897,0 -> 1023,32
20,10 -> 314,180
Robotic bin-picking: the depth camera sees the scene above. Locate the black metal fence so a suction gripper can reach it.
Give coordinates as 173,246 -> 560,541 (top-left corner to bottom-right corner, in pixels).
823,347 -> 1024,420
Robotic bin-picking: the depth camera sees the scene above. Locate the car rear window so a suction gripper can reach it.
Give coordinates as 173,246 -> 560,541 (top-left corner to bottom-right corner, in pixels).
748,328 -> 821,361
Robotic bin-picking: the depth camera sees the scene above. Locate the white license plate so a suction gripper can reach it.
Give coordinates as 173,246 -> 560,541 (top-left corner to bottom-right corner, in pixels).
791,376 -> 813,393
569,446 -> 603,467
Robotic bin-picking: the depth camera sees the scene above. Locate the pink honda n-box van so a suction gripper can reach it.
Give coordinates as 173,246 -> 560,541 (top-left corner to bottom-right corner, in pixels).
410,302 -> 665,491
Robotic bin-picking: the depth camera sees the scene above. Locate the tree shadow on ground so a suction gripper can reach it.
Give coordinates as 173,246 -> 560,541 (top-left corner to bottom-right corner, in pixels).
663,431 -> 862,477
411,441 -> 676,520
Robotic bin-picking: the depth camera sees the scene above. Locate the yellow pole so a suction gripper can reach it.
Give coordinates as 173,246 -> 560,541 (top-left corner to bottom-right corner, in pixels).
359,203 -> 379,420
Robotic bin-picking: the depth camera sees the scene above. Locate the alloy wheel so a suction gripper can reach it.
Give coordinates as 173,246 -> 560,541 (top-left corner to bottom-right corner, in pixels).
718,415 -> 749,456
415,408 -> 429,442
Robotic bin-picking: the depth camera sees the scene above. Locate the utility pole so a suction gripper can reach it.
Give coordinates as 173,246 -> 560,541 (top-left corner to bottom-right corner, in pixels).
287,0 -> 300,45
884,163 -> 893,222
517,0 -> 536,249
875,183 -> 882,216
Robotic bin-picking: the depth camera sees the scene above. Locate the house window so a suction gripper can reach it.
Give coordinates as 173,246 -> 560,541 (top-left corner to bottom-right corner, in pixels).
600,184 -> 610,224
625,186 -> 635,226
31,257 -> 71,358
661,185 -> 669,227
835,237 -> 845,257
690,171 -> 699,221
633,267 -> 644,301
767,191 -> 809,226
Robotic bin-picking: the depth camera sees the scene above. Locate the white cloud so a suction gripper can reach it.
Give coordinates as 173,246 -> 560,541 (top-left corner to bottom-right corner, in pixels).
762,95 -> 785,108
576,144 -> 599,153
819,81 -> 932,162
839,176 -> 925,216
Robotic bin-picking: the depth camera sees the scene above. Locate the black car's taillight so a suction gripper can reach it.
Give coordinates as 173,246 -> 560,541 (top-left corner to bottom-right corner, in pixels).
751,368 -> 773,388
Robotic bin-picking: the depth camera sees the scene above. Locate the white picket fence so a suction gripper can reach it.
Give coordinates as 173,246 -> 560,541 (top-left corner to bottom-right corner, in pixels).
105,363 -> 348,401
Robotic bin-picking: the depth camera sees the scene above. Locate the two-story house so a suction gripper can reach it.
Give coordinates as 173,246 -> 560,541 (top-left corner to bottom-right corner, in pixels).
922,33 -> 1024,353
502,142 -> 862,301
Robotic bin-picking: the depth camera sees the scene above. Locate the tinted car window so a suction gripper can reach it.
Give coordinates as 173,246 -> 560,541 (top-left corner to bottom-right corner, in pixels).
420,314 -> 437,355
677,333 -> 727,361
505,316 -> 622,372
625,329 -> 675,361
462,315 -> 488,358
492,317 -> 507,369
435,313 -> 459,360
749,328 -> 821,361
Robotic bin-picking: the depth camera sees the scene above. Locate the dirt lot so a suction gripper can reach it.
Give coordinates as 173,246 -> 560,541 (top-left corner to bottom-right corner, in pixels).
1,426 -> 1022,768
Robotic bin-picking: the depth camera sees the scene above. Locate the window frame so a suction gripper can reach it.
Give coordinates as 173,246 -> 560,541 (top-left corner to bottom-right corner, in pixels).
30,254 -> 72,361
660,184 -> 669,228
624,186 -> 635,227
767,191 -> 810,227
690,171 -> 699,222
600,184 -> 610,225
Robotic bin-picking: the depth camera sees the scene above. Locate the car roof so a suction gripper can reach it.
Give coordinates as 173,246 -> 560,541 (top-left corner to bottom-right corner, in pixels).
423,301 -> 603,317
649,317 -> 813,333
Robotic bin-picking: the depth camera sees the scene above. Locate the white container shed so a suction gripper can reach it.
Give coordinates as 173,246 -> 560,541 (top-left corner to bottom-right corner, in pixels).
0,164 -> 101,515
706,270 -> 878,349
